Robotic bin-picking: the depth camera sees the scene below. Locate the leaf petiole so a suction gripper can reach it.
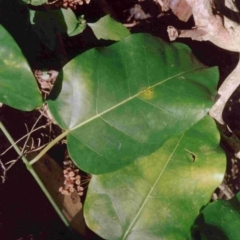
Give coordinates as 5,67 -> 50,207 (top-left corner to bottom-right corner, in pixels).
29,129 -> 70,165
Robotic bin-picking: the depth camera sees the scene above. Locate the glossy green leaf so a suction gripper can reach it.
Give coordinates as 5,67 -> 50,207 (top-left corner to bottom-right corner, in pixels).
88,15 -> 130,40
22,0 -> 47,6
0,25 -> 42,110
48,33 -> 218,174
84,115 -> 225,240
192,192 -> 240,239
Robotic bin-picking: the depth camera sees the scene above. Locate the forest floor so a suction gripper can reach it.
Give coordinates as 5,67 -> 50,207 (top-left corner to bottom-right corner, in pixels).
1,0 -> 240,239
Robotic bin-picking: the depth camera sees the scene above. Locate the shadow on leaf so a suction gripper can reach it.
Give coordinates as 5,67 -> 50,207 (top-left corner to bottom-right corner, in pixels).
191,213 -> 228,240
191,213 -> 229,240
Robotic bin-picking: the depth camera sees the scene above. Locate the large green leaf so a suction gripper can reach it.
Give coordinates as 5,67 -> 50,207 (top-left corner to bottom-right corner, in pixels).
0,25 -> 42,110
88,15 -> 130,40
48,33 -> 218,174
192,192 -> 240,239
84,115 -> 225,239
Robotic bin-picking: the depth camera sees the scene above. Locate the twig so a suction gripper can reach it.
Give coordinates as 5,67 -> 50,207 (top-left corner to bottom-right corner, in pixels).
25,142 -> 49,154
21,111 -> 44,156
29,129 -> 70,165
167,0 -> 240,124
209,55 -> 240,124
0,122 -> 70,228
0,123 -> 50,157
123,22 -> 140,28
0,159 -> 6,183
218,182 -> 234,199
5,155 -> 22,171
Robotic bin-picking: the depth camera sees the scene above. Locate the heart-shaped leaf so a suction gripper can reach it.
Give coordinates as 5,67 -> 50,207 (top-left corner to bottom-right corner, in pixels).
88,15 -> 130,40
192,192 -> 240,239
0,25 -> 42,110
84,115 -> 225,239
48,33 -> 218,174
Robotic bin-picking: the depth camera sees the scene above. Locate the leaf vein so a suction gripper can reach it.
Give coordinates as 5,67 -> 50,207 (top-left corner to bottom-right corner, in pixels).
71,134 -> 104,157
100,116 -> 142,143
137,97 -> 177,118
122,133 -> 185,239
70,67 -> 203,131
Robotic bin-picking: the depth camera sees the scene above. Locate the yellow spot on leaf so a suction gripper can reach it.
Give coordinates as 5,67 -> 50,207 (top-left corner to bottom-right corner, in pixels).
140,88 -> 154,100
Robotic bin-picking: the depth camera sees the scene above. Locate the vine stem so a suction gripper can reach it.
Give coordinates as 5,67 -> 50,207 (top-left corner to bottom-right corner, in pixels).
0,122 -> 70,229
29,129 -> 70,165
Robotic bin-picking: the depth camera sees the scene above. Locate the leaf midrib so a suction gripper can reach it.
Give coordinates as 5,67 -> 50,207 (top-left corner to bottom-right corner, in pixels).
70,67 -> 205,132
122,133 -> 185,240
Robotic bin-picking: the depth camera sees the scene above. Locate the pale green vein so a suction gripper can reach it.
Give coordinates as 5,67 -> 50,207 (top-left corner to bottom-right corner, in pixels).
110,195 -> 125,229
137,97 -> 177,118
139,108 -> 152,129
100,116 -> 143,143
122,133 -> 185,240
70,67 -> 204,132
71,134 -> 104,157
160,82 -> 212,99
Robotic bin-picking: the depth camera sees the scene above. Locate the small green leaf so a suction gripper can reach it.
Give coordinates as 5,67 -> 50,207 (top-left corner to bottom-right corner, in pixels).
57,8 -> 80,36
22,0 -> 47,6
29,9 -> 36,25
0,25 -> 42,110
84,116 -> 225,239
88,15 -> 130,40
192,192 -> 240,239
68,15 -> 87,37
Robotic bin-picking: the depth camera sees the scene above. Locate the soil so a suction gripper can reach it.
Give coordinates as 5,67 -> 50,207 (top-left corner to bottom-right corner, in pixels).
1,0 -> 240,239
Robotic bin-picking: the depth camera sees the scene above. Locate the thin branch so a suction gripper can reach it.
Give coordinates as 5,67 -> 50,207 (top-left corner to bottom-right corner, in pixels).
0,122 -> 51,157
209,55 -> 240,124
20,111 -> 44,156
5,155 -> 22,172
0,122 -> 70,227
167,0 -> 240,124
0,159 -> 7,183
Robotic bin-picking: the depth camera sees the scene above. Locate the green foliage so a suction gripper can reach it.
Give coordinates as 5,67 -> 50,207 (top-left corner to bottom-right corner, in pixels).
0,3 -> 228,238
29,10 -> 129,48
47,33 -> 225,239
0,25 -> 42,111
48,33 -> 219,174
85,116 -> 225,239
58,8 -> 82,35
192,192 -> 240,240
88,15 -> 131,40
68,15 -> 87,37
22,0 -> 47,6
